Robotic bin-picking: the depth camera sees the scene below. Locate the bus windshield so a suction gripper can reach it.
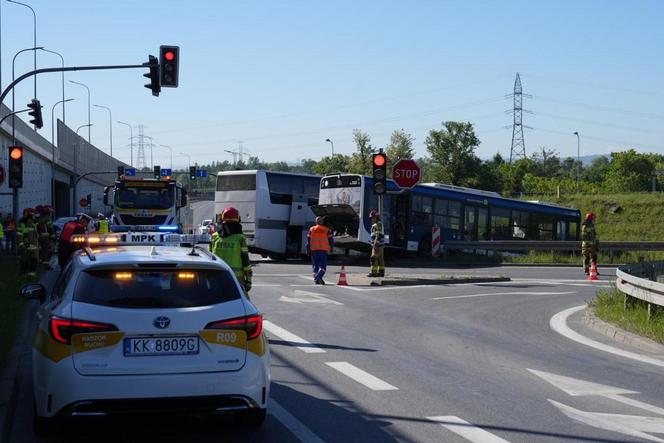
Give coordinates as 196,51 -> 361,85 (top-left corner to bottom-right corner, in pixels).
116,184 -> 175,209
319,175 -> 362,213
216,174 -> 256,191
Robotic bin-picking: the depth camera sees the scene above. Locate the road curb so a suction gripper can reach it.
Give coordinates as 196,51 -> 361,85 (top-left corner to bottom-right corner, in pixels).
0,299 -> 38,443
583,307 -> 664,354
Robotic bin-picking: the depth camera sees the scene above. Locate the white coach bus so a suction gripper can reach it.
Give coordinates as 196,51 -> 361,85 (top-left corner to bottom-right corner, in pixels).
214,170 -> 321,258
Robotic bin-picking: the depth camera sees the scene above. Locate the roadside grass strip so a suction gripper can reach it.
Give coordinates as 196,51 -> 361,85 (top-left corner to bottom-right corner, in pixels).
325,362 -> 398,391
550,306 -> 664,368
591,289 -> 664,345
269,400 -> 326,443
427,416 -> 511,443
263,320 -> 326,354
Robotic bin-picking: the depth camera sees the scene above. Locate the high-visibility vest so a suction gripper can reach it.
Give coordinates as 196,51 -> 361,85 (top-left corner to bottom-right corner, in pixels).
581,222 -> 597,246
97,219 -> 110,234
308,225 -> 331,252
211,233 -> 249,279
0,222 -> 4,239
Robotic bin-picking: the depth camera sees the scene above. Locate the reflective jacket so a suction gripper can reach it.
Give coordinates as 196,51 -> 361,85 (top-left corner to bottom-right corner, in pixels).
371,221 -> 384,247
307,225 -> 333,252
97,219 -> 110,234
211,232 -> 252,283
0,222 -> 4,239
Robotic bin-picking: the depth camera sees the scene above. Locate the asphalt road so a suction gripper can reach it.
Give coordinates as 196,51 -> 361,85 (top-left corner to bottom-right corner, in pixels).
190,200 -> 215,234
8,261 -> 664,442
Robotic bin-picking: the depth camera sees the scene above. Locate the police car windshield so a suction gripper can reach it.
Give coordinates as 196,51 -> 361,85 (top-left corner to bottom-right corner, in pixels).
116,185 -> 174,210
75,269 -> 241,308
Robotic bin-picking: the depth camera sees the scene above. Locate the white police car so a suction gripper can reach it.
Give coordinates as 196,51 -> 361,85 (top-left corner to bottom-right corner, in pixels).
20,234 -> 270,433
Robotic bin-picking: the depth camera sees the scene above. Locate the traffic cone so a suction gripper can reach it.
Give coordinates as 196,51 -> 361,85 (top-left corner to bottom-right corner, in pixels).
337,265 -> 348,286
588,261 -> 599,281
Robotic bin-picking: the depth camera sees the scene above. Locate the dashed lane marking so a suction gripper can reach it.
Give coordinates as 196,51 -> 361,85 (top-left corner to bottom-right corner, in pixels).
550,305 -> 664,368
325,362 -> 398,391
263,320 -> 326,354
252,283 -> 283,287
270,400 -> 326,443
432,291 -> 576,300
427,416 -> 512,443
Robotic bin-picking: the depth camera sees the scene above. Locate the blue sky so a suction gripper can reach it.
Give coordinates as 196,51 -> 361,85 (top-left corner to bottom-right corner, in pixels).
1,0 -> 662,168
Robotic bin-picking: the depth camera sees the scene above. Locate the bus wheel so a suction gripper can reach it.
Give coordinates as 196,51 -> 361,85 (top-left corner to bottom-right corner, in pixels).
418,235 -> 432,257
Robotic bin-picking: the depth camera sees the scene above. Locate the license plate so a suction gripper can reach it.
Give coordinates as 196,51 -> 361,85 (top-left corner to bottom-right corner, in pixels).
123,336 -> 199,357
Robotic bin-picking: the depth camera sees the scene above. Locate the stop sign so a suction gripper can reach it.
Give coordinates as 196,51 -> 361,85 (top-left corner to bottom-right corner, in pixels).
392,159 -> 421,189
79,198 -> 89,208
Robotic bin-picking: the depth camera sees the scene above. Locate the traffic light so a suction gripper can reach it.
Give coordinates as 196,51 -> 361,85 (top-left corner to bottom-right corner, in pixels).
86,194 -> 92,207
189,166 -> 197,180
117,165 -> 125,178
153,165 -> 161,179
144,54 -> 160,97
159,45 -> 180,88
8,146 -> 23,188
372,150 -> 387,195
27,99 -> 43,129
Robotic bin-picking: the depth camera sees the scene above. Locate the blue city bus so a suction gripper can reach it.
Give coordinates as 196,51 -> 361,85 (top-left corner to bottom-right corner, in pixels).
314,173 -> 580,255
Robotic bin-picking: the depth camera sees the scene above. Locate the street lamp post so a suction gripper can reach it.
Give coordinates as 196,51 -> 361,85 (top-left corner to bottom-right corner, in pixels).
117,121 -> 133,167
93,104 -> 113,157
50,98 -> 74,213
7,0 -> 37,104
160,144 -> 173,170
69,80 -> 91,143
39,48 -> 66,126
73,123 -> 93,214
325,138 -> 334,156
574,131 -> 580,194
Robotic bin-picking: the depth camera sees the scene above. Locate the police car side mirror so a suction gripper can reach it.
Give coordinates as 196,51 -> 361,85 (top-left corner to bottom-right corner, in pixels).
20,283 -> 46,303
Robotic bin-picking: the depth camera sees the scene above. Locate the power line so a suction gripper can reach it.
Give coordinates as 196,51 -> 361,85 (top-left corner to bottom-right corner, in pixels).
529,126 -> 661,150
532,95 -> 664,120
532,111 -> 664,135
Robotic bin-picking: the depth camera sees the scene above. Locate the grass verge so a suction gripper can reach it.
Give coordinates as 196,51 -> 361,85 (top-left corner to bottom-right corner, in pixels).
590,288 -> 664,345
0,257 -> 27,370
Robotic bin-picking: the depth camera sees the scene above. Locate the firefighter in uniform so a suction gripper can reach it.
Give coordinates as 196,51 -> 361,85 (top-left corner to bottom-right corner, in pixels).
35,205 -> 55,268
307,216 -> 334,284
211,207 -> 253,294
367,209 -> 385,277
17,208 -> 39,280
581,212 -> 599,275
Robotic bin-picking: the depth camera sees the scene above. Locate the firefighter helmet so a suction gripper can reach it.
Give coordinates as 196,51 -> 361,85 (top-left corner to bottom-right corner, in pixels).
221,206 -> 240,223
369,209 -> 380,220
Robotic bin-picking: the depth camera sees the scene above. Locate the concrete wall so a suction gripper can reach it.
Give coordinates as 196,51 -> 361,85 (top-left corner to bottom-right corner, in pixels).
0,103 -> 128,219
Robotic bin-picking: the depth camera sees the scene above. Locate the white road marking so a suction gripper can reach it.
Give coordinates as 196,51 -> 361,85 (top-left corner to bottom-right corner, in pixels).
263,320 -> 326,354
279,290 -> 343,305
325,362 -> 398,391
270,400 -> 326,443
252,283 -> 282,287
549,399 -> 664,443
550,305 -> 664,368
528,368 -> 664,416
340,284 -> 435,292
432,291 -> 576,300
427,416 -> 511,443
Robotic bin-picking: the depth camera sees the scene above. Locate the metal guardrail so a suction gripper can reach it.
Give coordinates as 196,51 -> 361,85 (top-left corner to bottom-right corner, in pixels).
616,261 -> 664,319
443,240 -> 664,252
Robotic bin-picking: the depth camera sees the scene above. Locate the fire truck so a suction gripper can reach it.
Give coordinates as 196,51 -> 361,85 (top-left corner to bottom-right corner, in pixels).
103,176 -> 193,234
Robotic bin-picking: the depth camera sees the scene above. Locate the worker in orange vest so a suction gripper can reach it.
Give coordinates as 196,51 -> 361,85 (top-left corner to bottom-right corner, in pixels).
306,216 -> 334,285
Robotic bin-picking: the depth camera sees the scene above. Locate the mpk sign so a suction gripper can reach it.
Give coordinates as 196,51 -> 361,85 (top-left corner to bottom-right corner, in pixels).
392,159 -> 421,189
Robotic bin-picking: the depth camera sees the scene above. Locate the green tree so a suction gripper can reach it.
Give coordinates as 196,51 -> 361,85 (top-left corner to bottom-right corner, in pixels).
582,156 -> 610,184
385,129 -> 415,175
604,149 -> 657,192
313,154 -> 351,175
347,129 -> 374,175
425,121 -> 481,186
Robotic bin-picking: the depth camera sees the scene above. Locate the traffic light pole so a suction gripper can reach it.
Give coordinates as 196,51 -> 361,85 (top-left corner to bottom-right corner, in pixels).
0,61 -> 158,221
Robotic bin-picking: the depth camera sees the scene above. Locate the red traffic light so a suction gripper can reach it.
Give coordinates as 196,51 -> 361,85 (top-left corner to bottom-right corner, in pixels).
164,51 -> 175,61
373,154 -> 386,167
10,147 -> 23,160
